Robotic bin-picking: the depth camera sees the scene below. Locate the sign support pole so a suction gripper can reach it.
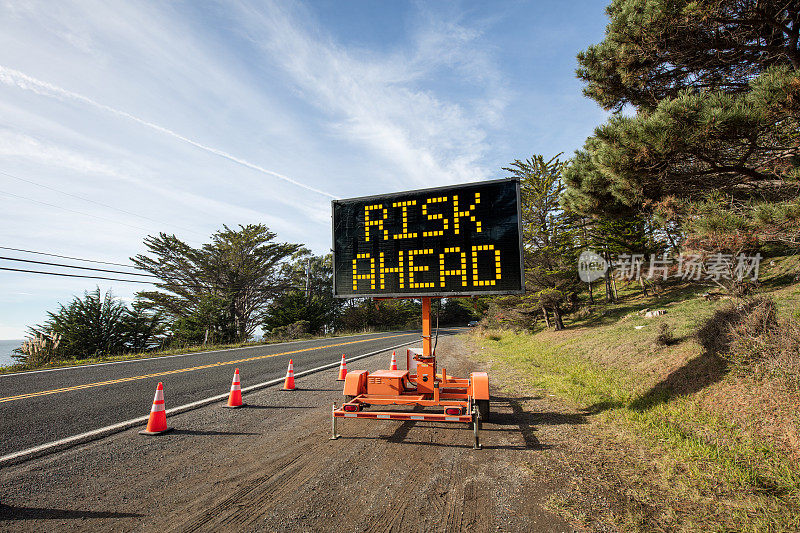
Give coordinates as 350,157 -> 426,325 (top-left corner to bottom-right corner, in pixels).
421,297 -> 432,357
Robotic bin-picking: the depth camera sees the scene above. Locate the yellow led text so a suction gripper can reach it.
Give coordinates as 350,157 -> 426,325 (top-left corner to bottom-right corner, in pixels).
352,253 -> 376,290
352,245 -> 501,291
379,251 -> 404,289
422,197 -> 448,237
364,204 -> 389,242
453,193 -> 481,234
472,244 -> 501,286
362,194 -> 482,240
439,247 -> 468,287
392,200 -> 418,240
408,249 -> 435,288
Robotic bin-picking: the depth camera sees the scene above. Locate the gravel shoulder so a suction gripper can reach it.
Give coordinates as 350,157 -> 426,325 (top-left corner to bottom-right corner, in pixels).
1,335 -> 588,532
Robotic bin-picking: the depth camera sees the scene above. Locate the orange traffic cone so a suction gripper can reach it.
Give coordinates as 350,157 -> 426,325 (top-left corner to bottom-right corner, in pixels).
224,368 -> 245,408
390,350 -> 398,371
139,382 -> 173,435
337,354 -> 347,381
282,359 -> 296,390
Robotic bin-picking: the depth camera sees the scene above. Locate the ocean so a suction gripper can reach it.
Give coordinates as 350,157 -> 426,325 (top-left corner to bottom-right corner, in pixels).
0,339 -> 23,368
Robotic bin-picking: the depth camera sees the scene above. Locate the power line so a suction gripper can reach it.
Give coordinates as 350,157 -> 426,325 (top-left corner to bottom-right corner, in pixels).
0,265 -> 157,284
0,256 -> 159,278
0,169 -> 206,238
0,189 -> 154,233
0,265 -> 303,292
0,246 -> 139,269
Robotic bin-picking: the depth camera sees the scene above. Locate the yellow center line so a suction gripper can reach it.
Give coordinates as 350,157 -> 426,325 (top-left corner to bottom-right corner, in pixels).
0,333 -> 416,404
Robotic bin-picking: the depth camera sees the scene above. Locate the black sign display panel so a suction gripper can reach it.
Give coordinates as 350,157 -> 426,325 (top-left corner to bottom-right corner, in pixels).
332,179 -> 524,298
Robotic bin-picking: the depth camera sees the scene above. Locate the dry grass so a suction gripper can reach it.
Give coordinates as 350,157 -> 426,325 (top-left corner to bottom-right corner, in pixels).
694,294 -> 800,391
761,318 -> 800,391
468,257 -> 800,531
695,296 -> 777,357
474,326 -> 800,531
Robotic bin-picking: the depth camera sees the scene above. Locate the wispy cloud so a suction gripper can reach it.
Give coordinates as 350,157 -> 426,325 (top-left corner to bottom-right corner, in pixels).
0,129 -> 324,236
234,1 -> 509,189
0,64 -> 338,199
1,0 -> 607,340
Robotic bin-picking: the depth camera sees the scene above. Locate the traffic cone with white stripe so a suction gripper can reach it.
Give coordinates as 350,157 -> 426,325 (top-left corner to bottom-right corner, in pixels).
139,382 -> 173,435
224,368 -> 245,408
390,350 -> 398,371
282,359 -> 296,391
337,354 -> 347,381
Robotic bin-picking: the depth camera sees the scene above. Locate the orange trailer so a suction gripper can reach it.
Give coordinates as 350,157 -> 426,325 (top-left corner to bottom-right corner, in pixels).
330,179 -> 523,448
330,297 -> 490,448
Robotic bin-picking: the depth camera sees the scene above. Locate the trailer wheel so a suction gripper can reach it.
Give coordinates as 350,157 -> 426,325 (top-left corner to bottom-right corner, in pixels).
477,399 -> 490,425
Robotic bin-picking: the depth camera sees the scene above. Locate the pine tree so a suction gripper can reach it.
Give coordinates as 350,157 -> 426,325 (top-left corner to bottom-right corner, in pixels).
577,0 -> 800,111
504,155 -> 582,330
565,0 -> 800,215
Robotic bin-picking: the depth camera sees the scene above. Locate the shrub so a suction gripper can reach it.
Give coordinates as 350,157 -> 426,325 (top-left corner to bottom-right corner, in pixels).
763,319 -> 800,390
695,296 -> 777,358
694,294 -> 800,385
13,333 -> 62,367
654,323 -> 676,346
726,298 -> 779,365
269,320 -> 310,340
16,288 -> 167,367
480,297 -> 543,332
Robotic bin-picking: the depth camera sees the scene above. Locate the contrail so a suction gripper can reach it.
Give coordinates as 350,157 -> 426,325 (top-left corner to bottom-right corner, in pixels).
0,65 -> 338,199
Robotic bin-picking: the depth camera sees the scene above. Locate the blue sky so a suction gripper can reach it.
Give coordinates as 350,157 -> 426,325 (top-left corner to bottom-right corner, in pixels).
0,0 -> 610,339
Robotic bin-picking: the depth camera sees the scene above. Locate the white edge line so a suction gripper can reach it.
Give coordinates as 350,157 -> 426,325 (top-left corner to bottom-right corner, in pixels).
0,330 -> 421,378
0,339 -> 419,466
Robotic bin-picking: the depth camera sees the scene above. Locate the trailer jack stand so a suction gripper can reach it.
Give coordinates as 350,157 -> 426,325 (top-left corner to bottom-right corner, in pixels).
473,407 -> 482,450
330,403 -> 341,440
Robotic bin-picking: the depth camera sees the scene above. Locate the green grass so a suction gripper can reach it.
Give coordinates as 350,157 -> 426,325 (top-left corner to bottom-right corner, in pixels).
471,256 -> 800,531
477,331 -> 800,531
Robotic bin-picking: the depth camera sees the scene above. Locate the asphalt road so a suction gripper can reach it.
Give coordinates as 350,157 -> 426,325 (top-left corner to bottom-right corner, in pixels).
1,334 -> 574,532
0,330 -> 460,457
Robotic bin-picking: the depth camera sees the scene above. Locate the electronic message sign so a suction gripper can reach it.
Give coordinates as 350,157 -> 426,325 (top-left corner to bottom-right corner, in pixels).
332,179 -> 524,298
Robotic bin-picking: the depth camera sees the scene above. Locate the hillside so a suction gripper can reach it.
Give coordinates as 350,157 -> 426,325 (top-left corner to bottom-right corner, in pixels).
471,255 -> 800,531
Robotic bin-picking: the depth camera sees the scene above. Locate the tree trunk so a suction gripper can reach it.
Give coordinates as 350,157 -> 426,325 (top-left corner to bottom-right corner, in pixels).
665,224 -> 678,251
542,308 -> 551,328
587,280 -> 594,305
551,306 -> 565,331
638,276 -> 649,296
603,247 -> 615,304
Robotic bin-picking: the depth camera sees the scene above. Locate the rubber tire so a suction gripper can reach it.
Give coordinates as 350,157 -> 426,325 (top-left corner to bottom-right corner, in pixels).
477,399 -> 490,425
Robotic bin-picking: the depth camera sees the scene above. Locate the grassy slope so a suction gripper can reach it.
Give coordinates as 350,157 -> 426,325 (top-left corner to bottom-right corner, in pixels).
472,255 -> 800,532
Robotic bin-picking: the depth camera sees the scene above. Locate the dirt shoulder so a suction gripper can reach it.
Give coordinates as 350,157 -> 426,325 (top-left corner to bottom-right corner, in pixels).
1,335 -> 596,532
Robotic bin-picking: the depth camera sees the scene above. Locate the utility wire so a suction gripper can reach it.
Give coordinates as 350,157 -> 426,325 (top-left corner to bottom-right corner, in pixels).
0,189 -> 154,233
0,255 -> 159,278
0,169 -> 206,238
0,265 -> 303,292
0,265 -> 158,284
0,246 -> 139,269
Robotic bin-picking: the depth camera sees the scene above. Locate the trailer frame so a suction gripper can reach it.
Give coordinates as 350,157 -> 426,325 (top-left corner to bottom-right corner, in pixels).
331,297 -> 488,448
